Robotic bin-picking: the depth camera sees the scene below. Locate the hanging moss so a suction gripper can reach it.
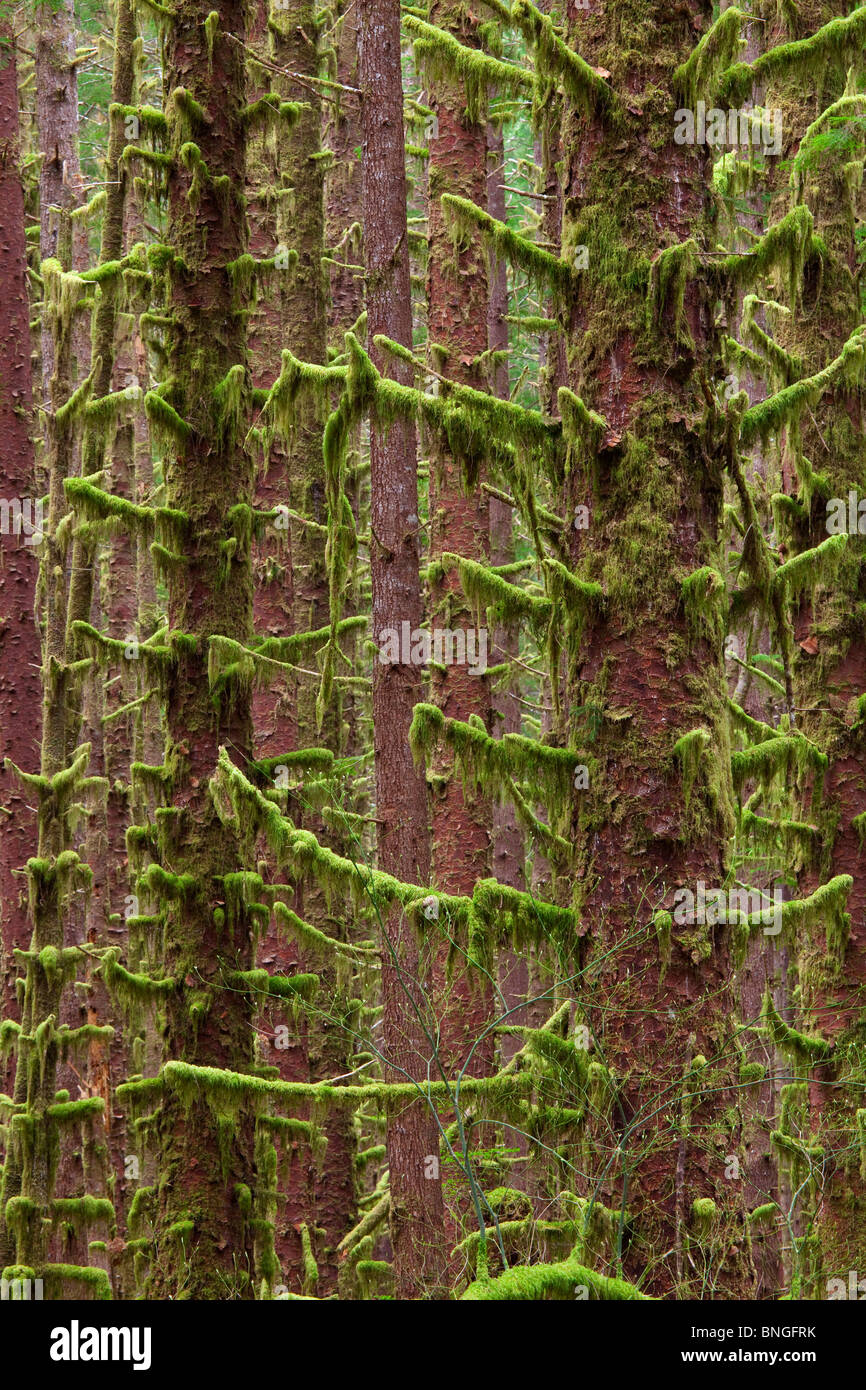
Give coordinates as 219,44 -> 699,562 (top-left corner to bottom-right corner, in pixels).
299,1222 -> 319,1296
440,194 -> 572,296
46,1097 -> 105,1123
51,1196 -> 115,1234
409,701 -> 580,814
404,15 -> 532,124
775,874 -> 852,967
64,477 -> 188,545
144,391 -> 192,449
691,1197 -> 718,1234
761,990 -> 829,1063
647,240 -> 698,348
226,969 -> 319,1002
771,534 -> 848,602
730,732 -> 826,796
673,6 -> 747,106
741,328 -> 866,448
212,748 -> 574,948
272,902 -> 376,967
682,567 -> 727,648
443,552 -> 551,633
717,206 -> 819,316
101,949 -> 177,1006
511,0 -> 620,122
42,1264 -> 112,1299
716,7 -> 866,107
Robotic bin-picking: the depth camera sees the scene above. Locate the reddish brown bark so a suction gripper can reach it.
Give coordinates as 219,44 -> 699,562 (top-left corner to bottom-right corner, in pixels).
246,0 -> 358,1294
554,0 -> 751,1297
36,0 -> 83,391
360,0 -> 448,1298
424,14 -> 494,1078
0,28 -> 41,1081
485,117 -> 536,1113
325,0 -> 364,341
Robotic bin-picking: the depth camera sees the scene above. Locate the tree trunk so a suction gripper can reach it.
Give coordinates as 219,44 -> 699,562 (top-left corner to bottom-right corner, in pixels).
0,26 -> 42,1085
145,0 -> 258,1299
360,0 -> 448,1298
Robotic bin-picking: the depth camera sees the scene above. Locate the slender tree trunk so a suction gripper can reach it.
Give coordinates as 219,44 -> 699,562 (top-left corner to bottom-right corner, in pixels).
0,27 -> 42,1082
248,0 -> 358,1294
359,0 -> 448,1298
424,4 -> 493,1079
325,0 -> 364,340
36,0 -> 82,393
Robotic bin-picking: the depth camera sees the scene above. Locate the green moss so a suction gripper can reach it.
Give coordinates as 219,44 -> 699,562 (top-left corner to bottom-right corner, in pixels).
740,326 -> 866,448
405,15 -> 531,123
673,7 -> 747,105
647,240 -> 698,348
299,1222 -> 318,1295
42,1264 -> 112,1299
691,1197 -> 718,1234
462,1253 -> 651,1300
761,991 -> 830,1063
144,390 -> 192,449
102,949 -> 177,1005
51,1196 -> 115,1233
511,0 -> 620,121
748,1203 -> 779,1225
716,8 -> 866,107
46,1097 -> 105,1123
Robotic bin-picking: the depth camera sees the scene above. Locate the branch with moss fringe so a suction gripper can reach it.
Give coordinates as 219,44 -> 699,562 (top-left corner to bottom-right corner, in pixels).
760,990 -> 830,1063
462,1251 -> 652,1300
410,701 -> 579,822
64,477 -> 188,545
210,747 -> 574,948
673,6 -> 747,105
730,730 -> 826,793
714,206 -> 820,312
716,6 -> 866,107
770,533 -> 848,602
404,15 -> 532,123
510,0 -> 621,122
442,551 -> 551,632
134,1058 -> 533,1118
441,194 -> 573,295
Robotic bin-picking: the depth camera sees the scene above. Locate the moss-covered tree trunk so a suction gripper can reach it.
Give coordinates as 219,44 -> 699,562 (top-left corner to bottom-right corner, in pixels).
86,0 -> 145,1275
765,7 -> 866,1291
485,112 -> 533,1097
359,0 -> 448,1298
247,0 -> 358,1294
143,0 -> 258,1299
545,0 -> 751,1297
35,0 -> 83,395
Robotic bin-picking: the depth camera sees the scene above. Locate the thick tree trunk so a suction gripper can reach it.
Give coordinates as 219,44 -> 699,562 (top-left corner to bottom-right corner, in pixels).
554,0 -> 751,1297
774,50 -> 866,1294
145,0 -> 257,1299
